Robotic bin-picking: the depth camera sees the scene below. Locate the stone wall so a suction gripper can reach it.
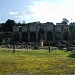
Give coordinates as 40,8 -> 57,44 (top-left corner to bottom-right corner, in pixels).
13,22 -> 75,42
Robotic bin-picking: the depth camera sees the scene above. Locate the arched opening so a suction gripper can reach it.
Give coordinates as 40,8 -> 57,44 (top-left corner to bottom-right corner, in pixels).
63,32 -> 69,40
13,32 -> 19,41
55,32 -> 61,40
38,28 -> 44,41
70,32 -> 75,41
30,32 -> 36,41
47,31 -> 53,41
22,32 -> 28,42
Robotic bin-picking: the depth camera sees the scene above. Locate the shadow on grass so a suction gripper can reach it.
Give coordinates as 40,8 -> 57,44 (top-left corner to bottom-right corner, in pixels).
68,53 -> 75,58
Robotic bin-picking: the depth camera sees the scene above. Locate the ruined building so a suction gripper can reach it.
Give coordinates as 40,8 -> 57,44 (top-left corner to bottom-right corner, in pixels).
12,22 -> 75,44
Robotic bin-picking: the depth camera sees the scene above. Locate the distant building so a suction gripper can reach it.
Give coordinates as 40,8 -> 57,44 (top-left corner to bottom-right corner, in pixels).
69,22 -> 75,40
13,22 -> 74,43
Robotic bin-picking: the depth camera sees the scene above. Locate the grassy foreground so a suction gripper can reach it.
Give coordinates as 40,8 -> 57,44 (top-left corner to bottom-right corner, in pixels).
0,48 -> 75,75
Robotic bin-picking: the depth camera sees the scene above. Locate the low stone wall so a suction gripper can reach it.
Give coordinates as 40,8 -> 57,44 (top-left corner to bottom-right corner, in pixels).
0,44 -> 38,50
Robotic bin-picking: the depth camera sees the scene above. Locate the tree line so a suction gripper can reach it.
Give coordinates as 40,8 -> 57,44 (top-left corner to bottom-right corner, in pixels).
0,18 -> 69,32
0,19 -> 27,32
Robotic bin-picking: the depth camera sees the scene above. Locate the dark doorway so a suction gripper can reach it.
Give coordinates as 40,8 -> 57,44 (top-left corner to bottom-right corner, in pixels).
63,32 -> 69,40
22,32 -> 28,42
30,32 -> 36,41
47,31 -> 53,41
13,32 -> 19,41
55,32 -> 61,40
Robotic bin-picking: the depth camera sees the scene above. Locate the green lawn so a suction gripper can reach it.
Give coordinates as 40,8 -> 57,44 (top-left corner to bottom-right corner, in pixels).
0,48 -> 75,75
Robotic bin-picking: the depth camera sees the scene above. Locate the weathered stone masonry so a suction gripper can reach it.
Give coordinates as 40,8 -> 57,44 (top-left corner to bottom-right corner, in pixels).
13,22 -> 75,42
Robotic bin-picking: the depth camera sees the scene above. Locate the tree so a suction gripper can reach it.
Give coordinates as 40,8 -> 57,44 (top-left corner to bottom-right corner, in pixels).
62,18 -> 69,25
3,19 -> 16,31
22,20 -> 26,24
21,20 -> 26,26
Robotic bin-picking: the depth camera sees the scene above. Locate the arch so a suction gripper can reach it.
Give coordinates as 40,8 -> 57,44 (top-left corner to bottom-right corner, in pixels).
70,32 -> 75,40
30,32 -> 36,41
47,31 -> 53,41
13,32 -> 19,41
63,32 -> 69,40
55,32 -> 61,40
22,32 -> 28,42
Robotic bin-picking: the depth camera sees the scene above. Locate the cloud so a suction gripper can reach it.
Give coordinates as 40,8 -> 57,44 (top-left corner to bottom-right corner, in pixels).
28,0 -> 75,23
9,0 -> 75,23
9,12 -> 19,15
9,11 -> 31,20
28,1 -> 60,22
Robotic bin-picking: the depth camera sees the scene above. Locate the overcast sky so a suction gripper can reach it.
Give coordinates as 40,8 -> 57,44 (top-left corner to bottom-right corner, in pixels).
0,0 -> 75,24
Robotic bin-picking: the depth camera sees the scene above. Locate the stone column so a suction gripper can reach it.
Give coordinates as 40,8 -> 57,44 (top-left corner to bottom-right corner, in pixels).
41,40 -> 44,46
36,25 -> 39,41
27,25 -> 30,42
19,26 -> 22,42
28,33 -> 30,42
53,25 -> 55,41
61,26 -> 63,41
36,32 -> 38,41
61,32 -> 63,41
45,31 -> 47,41
19,32 -> 22,42
45,26 -> 47,41
68,26 -> 71,41
53,32 -> 55,41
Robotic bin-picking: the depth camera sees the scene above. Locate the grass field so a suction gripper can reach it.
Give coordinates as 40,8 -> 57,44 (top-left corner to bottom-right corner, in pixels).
0,48 -> 75,75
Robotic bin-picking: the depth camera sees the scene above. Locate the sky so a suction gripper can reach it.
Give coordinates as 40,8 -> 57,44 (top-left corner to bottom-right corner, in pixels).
0,0 -> 75,24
